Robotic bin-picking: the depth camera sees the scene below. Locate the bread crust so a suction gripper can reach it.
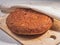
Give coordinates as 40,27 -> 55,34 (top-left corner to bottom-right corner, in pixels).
6,8 -> 53,35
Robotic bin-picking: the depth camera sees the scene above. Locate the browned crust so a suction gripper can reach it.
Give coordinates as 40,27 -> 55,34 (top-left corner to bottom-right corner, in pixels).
6,8 -> 53,35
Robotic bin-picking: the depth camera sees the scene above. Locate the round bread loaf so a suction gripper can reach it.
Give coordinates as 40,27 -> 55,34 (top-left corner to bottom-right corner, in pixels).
6,8 -> 53,35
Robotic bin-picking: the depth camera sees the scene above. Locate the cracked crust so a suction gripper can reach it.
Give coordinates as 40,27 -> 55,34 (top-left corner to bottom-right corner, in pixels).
6,8 -> 53,35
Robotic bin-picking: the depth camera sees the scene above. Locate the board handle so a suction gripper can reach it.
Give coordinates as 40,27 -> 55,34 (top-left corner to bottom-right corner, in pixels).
51,19 -> 60,32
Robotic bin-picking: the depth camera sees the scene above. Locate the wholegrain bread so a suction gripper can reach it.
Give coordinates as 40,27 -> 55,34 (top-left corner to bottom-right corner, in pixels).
6,8 -> 53,35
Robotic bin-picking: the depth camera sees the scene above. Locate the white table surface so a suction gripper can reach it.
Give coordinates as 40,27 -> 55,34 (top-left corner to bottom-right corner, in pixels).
0,0 -> 60,45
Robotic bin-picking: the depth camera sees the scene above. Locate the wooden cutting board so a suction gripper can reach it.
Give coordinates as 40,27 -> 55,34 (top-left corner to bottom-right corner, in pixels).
0,13 -> 60,45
